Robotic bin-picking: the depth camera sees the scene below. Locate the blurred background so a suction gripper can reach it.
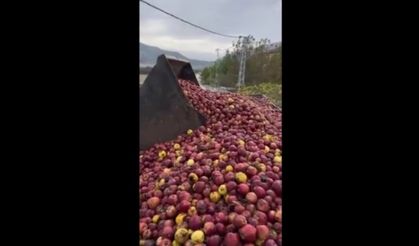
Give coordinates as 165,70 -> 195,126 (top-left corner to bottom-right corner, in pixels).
140,0 -> 282,106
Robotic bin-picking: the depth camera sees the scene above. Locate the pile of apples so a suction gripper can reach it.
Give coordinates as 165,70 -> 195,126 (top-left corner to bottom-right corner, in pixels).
139,80 -> 282,246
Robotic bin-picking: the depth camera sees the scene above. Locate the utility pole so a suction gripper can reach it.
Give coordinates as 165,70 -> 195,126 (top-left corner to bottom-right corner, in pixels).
237,36 -> 250,88
215,48 -> 220,86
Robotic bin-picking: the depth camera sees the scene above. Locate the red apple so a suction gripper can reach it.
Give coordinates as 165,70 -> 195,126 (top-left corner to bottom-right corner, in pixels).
224,232 -> 241,246
233,214 -> 248,228
239,224 -> 257,243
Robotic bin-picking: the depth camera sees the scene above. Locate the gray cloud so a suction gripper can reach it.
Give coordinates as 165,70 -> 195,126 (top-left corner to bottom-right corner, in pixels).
140,0 -> 281,61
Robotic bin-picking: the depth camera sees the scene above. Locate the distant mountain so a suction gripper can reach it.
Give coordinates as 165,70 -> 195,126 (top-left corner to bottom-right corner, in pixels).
140,42 -> 214,70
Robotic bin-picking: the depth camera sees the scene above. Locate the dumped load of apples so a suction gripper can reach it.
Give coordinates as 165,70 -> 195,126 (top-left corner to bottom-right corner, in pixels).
140,79 -> 282,246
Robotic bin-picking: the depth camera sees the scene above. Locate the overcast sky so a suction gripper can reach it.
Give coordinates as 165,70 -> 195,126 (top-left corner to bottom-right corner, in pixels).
140,0 -> 282,61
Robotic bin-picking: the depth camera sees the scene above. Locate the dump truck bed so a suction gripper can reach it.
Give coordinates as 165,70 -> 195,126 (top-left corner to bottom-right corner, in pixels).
139,55 -> 206,150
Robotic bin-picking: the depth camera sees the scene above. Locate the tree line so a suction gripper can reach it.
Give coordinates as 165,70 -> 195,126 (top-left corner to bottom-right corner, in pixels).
200,37 -> 282,88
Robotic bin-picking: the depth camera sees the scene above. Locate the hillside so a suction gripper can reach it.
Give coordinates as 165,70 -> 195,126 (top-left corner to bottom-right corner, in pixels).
200,38 -> 282,107
201,39 -> 282,88
140,42 -> 214,70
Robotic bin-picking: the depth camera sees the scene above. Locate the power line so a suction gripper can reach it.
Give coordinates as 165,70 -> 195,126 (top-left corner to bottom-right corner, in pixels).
140,0 -> 241,39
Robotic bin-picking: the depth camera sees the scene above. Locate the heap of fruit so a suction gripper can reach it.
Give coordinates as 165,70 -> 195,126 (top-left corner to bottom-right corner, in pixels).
140,79 -> 282,246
